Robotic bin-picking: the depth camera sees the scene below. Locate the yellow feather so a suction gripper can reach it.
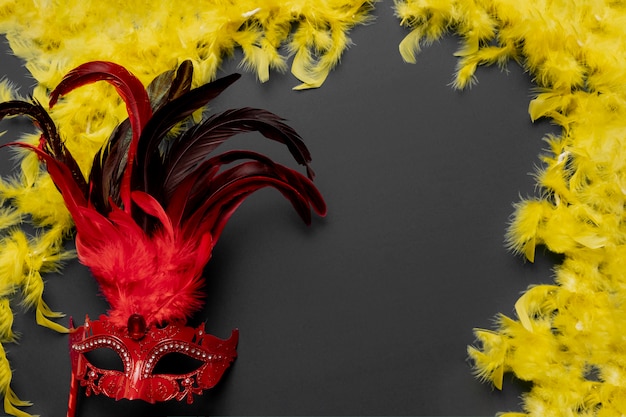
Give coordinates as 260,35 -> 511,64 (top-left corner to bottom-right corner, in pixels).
468,328 -> 508,389
3,390 -> 34,417
505,200 -> 548,261
0,300 -> 15,342
0,344 -> 33,417
398,27 -> 425,64
0,79 -> 18,102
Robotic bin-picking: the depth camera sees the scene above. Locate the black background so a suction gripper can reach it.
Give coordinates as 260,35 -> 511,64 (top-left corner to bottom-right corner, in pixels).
0,4 -> 560,417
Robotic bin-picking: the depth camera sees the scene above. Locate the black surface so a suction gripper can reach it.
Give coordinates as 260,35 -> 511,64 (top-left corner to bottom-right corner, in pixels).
0,4 -> 561,417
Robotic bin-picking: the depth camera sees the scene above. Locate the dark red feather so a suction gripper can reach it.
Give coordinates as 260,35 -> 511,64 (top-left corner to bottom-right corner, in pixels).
49,61 -> 153,212
160,107 -> 315,202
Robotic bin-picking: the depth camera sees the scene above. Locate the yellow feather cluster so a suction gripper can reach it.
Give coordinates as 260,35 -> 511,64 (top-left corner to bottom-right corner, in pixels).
396,0 -> 626,415
0,0 -> 374,90
0,1 -> 374,415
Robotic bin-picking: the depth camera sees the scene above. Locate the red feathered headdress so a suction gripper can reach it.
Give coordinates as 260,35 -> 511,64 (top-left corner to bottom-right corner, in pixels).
0,60 -> 326,415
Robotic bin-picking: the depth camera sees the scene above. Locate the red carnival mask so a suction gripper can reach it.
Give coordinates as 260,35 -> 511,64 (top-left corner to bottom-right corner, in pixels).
0,60 -> 325,416
69,315 -> 238,403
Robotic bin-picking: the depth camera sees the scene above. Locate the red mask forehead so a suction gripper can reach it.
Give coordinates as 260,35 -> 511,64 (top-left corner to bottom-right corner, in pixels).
69,315 -> 238,404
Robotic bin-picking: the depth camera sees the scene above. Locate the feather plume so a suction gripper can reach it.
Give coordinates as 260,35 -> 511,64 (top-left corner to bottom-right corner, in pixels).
5,61 -> 326,329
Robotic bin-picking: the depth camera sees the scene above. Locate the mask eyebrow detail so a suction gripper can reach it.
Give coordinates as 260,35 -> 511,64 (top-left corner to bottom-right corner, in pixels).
143,341 -> 219,378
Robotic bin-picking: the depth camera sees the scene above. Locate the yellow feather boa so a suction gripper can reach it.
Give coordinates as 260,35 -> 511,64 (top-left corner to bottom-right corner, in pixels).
0,1 -> 373,415
395,0 -> 626,415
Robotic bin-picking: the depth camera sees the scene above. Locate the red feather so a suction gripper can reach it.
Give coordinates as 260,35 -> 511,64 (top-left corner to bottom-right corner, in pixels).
73,205 -> 210,326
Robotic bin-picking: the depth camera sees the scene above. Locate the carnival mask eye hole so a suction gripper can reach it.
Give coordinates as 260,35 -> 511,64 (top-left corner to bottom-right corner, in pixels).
83,347 -> 125,372
152,352 -> 205,375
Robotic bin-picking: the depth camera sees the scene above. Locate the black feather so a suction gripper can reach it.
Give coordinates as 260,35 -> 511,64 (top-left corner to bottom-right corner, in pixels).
146,60 -> 194,112
135,73 -> 241,196
0,100 -> 88,196
89,119 -> 132,212
159,107 -> 314,201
